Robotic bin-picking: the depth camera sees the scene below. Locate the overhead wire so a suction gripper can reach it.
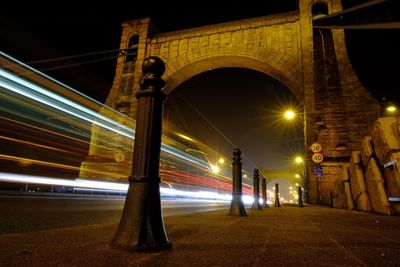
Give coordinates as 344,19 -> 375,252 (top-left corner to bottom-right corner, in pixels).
22,49 -> 266,177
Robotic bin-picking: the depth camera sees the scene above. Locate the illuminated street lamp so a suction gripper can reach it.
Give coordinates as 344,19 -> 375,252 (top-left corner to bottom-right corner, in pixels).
386,105 -> 397,112
294,156 -> 303,164
382,99 -> 399,117
284,110 -> 296,120
210,164 -> 220,174
219,158 -> 225,164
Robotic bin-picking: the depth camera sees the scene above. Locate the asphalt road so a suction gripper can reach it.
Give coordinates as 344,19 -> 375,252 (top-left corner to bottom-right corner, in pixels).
0,191 -> 230,235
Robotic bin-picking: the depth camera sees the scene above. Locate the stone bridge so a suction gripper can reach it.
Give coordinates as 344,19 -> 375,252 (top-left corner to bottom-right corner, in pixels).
80,0 -> 381,205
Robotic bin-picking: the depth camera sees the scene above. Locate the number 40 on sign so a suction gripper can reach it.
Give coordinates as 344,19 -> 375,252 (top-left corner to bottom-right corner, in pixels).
312,153 -> 323,163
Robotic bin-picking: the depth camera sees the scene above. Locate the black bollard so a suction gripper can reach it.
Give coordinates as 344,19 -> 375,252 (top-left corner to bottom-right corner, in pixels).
112,57 -> 172,251
298,186 -> 303,207
329,190 -> 334,208
251,169 -> 262,210
274,183 -> 281,207
228,148 -> 247,216
262,178 -> 269,208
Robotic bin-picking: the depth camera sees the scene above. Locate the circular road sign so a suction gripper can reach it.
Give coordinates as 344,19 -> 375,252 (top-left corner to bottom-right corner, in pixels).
311,142 -> 323,153
312,153 -> 324,163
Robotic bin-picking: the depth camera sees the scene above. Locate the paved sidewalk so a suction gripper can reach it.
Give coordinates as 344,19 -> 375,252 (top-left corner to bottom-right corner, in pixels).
1,205 -> 400,266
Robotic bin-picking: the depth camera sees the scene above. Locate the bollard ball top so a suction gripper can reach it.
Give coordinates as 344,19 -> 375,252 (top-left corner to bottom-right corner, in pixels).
254,169 -> 259,175
233,148 -> 241,156
142,56 -> 165,78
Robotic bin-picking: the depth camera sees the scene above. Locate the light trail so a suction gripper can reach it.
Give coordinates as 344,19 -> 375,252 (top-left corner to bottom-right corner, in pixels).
0,51 -> 255,198
0,172 -> 257,203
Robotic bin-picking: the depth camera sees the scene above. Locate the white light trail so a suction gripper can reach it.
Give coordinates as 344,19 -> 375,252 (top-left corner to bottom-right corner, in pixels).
0,172 -> 252,202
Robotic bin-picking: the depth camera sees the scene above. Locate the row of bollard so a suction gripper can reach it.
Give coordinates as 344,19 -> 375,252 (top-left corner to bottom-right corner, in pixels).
112,56 -> 304,252
228,147 -> 303,216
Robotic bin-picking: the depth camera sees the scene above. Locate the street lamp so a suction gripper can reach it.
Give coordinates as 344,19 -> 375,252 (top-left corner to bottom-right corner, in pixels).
294,156 -> 303,164
284,110 -> 296,120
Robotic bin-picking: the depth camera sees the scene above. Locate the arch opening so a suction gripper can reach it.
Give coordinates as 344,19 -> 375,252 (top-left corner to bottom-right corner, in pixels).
163,66 -> 305,199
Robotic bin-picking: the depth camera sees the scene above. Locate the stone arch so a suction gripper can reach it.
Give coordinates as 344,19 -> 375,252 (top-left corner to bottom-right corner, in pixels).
163,55 -> 303,103
81,3 -> 383,206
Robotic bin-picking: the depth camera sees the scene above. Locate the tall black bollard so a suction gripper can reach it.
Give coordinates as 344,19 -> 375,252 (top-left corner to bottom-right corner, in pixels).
298,186 -> 304,207
251,169 -> 262,210
228,148 -> 247,216
112,57 -> 172,251
274,183 -> 281,207
262,178 -> 269,208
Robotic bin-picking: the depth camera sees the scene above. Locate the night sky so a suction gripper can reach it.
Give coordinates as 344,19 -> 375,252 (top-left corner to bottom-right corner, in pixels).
1,0 -> 399,172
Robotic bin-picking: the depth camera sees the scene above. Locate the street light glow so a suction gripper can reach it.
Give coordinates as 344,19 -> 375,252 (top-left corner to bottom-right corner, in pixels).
284,110 -> 295,120
294,156 -> 303,164
386,105 -> 397,112
210,164 -> 220,174
219,158 -> 225,164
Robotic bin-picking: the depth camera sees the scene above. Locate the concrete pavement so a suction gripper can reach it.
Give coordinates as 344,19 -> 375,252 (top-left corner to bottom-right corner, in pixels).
1,204 -> 400,266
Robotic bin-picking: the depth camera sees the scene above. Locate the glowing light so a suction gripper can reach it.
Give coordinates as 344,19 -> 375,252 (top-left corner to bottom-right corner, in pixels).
387,105 -> 397,112
0,172 -> 239,201
218,158 -> 225,164
284,110 -> 295,120
294,156 -> 303,164
177,133 -> 194,142
210,164 -> 220,174
0,172 -> 128,190
295,174 -> 301,178
242,195 -> 254,205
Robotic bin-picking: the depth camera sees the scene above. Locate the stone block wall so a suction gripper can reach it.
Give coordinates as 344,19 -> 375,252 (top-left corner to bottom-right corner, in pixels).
332,117 -> 400,215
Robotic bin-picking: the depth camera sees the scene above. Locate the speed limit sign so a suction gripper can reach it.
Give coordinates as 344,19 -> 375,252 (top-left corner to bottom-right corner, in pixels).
312,153 -> 324,163
311,142 -> 322,153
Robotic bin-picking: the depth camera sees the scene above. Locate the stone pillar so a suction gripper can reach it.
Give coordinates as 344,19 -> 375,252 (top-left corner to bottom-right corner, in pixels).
112,56 -> 171,251
228,148 -> 247,216
262,178 -> 269,208
251,169 -> 262,210
298,186 -> 304,207
274,183 -> 281,207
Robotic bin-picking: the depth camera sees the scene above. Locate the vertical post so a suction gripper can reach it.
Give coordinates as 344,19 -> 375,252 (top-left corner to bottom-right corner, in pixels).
262,178 -> 269,208
298,186 -> 303,207
251,169 -> 262,210
329,190 -> 333,208
113,56 -> 171,251
228,148 -> 247,216
274,183 -> 281,207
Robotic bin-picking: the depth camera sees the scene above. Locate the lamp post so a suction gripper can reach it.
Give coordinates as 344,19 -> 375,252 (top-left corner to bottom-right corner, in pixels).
283,109 -> 308,203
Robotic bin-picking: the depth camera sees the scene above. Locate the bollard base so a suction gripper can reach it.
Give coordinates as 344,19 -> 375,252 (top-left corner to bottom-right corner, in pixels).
113,182 -> 172,252
228,194 -> 247,216
251,201 -> 263,210
112,240 -> 172,252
